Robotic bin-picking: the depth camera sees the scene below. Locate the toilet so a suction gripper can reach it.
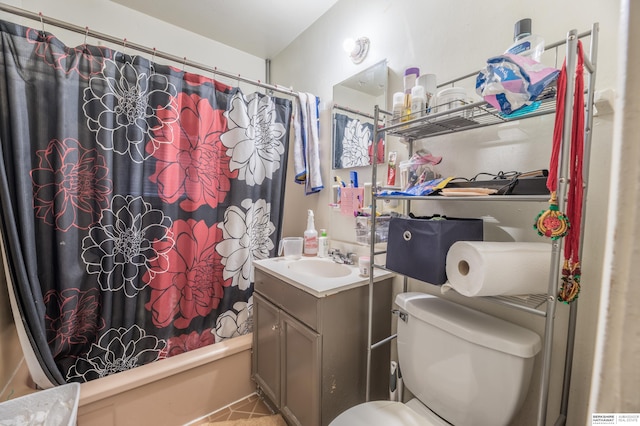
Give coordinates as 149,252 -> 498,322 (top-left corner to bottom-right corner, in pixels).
330,292 -> 541,426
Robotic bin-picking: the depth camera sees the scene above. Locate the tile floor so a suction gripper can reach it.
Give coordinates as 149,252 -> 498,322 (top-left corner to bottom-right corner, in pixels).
188,393 -> 275,424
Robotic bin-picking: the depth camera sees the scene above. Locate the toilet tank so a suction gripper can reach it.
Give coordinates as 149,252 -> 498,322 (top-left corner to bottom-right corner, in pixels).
395,293 -> 541,426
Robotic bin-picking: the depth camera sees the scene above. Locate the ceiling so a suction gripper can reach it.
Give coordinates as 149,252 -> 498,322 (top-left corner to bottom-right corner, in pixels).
110,0 -> 340,59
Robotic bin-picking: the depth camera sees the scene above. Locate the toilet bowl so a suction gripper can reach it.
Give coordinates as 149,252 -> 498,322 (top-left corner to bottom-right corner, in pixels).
331,399 -> 448,425
330,293 -> 541,426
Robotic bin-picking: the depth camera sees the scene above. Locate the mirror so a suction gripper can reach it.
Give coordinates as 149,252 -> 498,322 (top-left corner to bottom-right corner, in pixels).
330,60 -> 388,245
332,60 -> 388,169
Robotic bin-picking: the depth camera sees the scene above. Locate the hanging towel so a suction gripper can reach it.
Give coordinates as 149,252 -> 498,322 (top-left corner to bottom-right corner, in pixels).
293,92 -> 323,194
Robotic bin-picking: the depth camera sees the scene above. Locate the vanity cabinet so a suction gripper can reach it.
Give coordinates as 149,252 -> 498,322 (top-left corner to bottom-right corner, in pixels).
253,267 -> 392,426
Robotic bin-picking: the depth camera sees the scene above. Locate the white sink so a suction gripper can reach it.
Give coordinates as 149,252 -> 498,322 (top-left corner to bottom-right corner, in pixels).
288,259 -> 351,278
254,256 -> 393,297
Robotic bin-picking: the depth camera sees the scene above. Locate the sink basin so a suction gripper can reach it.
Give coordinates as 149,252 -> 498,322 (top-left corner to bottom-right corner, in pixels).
254,256 -> 394,297
288,259 -> 352,278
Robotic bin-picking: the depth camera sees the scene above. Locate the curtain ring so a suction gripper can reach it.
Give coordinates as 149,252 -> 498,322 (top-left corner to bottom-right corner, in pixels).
182,56 -> 187,72
211,66 -> 217,86
38,12 -> 45,38
83,26 -> 89,53
150,47 -> 157,74
120,38 -> 127,62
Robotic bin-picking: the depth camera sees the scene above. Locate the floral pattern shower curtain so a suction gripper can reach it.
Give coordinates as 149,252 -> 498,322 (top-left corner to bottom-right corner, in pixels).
0,20 -> 291,384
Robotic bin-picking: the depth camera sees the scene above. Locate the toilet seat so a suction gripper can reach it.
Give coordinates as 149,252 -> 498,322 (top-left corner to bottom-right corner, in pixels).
329,400 -> 450,426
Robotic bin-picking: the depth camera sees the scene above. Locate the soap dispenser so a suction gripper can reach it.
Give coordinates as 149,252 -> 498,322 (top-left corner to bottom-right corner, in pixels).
304,210 -> 318,256
318,229 -> 329,258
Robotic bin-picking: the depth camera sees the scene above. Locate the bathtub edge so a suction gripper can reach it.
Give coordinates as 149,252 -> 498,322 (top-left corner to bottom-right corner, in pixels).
79,333 -> 253,406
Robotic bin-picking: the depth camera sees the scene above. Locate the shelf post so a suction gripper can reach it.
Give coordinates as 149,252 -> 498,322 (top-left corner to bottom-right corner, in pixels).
365,106 -> 382,401
537,28 -> 579,426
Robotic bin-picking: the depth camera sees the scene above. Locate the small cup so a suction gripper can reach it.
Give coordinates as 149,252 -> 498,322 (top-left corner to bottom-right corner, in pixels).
278,237 -> 303,260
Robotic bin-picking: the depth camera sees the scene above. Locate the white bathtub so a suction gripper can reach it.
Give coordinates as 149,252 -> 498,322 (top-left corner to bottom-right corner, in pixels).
77,334 -> 254,426
3,235 -> 255,425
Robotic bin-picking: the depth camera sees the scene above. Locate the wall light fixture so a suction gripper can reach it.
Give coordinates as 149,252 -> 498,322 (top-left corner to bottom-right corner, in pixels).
342,37 -> 370,64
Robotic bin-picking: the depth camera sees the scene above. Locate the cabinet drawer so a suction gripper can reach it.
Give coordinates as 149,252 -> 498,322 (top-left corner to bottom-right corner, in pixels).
255,269 -> 319,331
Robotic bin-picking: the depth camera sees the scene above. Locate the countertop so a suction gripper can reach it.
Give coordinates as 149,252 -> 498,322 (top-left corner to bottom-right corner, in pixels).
254,256 -> 394,298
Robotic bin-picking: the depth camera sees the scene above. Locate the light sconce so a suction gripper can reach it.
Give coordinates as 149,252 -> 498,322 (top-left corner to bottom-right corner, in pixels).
343,37 -> 370,64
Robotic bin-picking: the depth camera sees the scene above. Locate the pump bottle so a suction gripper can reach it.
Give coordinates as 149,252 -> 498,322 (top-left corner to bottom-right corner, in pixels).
318,229 -> 329,258
304,210 -> 318,256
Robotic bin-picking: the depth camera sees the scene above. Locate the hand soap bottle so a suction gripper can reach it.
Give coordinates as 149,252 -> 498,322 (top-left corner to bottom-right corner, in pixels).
318,229 -> 329,258
304,209 -> 318,256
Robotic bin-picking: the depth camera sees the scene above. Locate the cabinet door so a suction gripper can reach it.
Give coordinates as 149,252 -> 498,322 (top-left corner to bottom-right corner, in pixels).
280,310 -> 322,426
253,292 -> 281,407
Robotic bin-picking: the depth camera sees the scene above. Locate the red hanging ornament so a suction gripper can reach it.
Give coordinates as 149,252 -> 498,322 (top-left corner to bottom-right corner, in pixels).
534,41 -> 586,304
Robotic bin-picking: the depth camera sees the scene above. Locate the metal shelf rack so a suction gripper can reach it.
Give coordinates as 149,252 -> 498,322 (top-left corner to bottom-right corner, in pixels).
364,24 -> 599,426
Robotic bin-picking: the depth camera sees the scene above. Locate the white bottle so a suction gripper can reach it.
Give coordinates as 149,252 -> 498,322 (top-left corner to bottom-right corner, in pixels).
318,229 -> 329,258
304,209 -> 318,256
505,18 -> 545,62
410,85 -> 426,120
392,92 -> 404,123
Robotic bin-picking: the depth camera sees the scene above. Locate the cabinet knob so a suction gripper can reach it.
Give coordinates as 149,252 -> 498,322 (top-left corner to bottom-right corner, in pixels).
271,324 -> 279,331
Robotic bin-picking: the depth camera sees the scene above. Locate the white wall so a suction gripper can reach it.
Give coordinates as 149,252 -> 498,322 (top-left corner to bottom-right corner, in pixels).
272,1 -> 619,426
0,0 -> 265,81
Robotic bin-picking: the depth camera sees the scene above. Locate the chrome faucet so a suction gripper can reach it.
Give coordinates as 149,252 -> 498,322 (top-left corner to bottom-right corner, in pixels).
328,249 -> 356,265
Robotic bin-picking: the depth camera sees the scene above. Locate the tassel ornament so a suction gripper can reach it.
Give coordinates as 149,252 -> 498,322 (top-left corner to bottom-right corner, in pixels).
534,192 -> 570,240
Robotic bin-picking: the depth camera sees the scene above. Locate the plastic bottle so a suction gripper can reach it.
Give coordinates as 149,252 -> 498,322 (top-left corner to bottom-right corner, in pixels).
505,18 -> 545,62
417,74 -> 437,113
358,255 -> 370,277
392,92 -> 404,123
318,229 -> 329,258
410,85 -> 426,120
303,210 -> 318,256
402,67 -> 420,122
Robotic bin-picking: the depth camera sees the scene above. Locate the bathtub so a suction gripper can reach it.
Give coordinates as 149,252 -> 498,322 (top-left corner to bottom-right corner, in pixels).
2,235 -> 255,425
77,333 -> 254,426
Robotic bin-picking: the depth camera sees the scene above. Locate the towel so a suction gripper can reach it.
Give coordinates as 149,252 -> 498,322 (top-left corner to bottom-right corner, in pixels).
293,93 -> 323,194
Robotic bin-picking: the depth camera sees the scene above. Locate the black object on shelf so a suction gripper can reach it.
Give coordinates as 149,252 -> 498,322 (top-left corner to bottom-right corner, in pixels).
444,176 -> 548,195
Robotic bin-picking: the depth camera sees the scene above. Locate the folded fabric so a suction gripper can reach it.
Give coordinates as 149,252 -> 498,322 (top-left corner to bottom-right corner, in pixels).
476,53 -> 559,114
293,93 -> 323,194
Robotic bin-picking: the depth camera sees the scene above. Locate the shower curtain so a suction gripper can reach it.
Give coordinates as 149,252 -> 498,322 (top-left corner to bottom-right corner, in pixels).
0,20 -> 291,384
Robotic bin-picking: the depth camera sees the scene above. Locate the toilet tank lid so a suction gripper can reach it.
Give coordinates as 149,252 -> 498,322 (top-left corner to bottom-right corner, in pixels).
395,293 -> 542,358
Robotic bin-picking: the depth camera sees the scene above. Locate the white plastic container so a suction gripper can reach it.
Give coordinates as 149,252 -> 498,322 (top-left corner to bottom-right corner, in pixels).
436,87 -> 469,117
303,209 -> 318,256
505,18 -> 545,62
0,383 -> 81,426
417,74 -> 437,111
318,229 -> 329,258
410,85 -> 426,119
359,255 -> 370,277
392,92 -> 404,123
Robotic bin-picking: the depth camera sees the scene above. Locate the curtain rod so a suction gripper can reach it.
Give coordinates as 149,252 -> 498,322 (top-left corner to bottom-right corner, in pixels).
0,3 -> 298,97
333,104 -> 376,120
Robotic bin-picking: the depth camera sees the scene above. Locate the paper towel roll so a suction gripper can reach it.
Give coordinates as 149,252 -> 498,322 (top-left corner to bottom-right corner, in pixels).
444,241 -> 551,297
